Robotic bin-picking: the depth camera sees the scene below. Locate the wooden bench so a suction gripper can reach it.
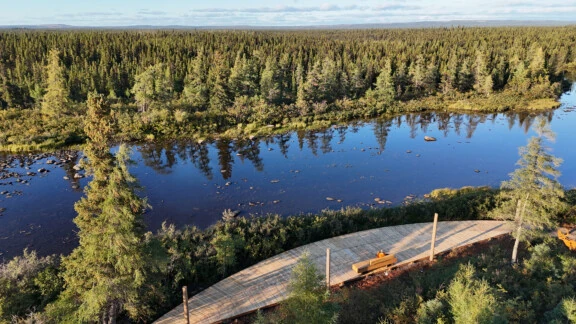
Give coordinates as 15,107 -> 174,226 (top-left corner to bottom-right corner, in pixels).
352,254 -> 398,273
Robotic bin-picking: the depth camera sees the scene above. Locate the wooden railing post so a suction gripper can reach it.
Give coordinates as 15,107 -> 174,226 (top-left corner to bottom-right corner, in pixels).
182,286 -> 190,324
429,213 -> 438,261
326,248 -> 331,288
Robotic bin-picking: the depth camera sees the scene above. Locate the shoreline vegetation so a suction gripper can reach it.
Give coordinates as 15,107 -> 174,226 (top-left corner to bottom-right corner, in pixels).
1,185 -> 574,322
0,27 -> 574,152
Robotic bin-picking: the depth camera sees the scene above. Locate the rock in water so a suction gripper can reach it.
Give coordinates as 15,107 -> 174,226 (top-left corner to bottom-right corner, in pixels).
424,136 -> 437,142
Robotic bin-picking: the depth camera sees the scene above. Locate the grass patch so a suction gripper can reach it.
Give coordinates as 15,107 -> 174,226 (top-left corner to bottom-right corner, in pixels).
525,98 -> 562,110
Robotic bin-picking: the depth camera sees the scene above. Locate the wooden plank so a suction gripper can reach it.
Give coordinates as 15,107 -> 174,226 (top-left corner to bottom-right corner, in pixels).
154,221 -> 510,324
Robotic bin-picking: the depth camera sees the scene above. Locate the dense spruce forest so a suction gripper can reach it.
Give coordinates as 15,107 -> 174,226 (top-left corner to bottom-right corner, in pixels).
0,27 -> 574,151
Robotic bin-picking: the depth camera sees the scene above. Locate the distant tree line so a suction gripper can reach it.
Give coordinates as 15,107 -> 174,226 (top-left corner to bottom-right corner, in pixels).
0,27 -> 573,114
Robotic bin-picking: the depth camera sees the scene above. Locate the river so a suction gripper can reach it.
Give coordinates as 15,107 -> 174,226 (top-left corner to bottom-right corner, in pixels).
1,86 -> 576,259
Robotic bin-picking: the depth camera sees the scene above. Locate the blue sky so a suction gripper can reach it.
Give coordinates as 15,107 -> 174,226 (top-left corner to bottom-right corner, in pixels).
1,0 -> 575,26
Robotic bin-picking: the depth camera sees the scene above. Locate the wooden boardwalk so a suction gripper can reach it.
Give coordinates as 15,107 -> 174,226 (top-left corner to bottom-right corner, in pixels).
155,220 -> 509,324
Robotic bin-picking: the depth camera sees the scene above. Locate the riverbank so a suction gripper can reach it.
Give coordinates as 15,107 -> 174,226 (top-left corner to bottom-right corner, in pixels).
0,186 -> 501,322
0,90 -> 562,153
2,183 -> 574,322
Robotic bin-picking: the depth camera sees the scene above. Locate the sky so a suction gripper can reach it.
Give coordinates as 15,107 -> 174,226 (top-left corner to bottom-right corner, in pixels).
1,0 -> 575,26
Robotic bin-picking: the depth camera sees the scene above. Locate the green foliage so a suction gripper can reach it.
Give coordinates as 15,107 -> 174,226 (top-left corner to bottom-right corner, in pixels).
366,59 -> 395,109
276,251 -> 338,324
211,228 -> 245,276
208,51 -> 232,113
51,145 -> 152,323
338,237 -> 576,324
132,63 -> 174,112
547,297 -> 576,323
0,250 -> 62,322
490,118 -> 567,262
428,186 -> 491,200
41,49 -> 69,118
46,94 -> 153,322
447,263 -> 502,323
415,298 -> 447,324
181,51 -> 209,109
0,28 -> 570,150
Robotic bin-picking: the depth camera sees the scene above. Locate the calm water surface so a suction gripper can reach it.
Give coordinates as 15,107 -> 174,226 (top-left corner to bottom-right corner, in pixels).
1,86 -> 576,259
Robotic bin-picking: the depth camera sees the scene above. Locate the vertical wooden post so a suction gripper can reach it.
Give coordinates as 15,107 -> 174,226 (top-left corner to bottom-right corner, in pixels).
182,286 -> 190,324
326,248 -> 331,288
429,213 -> 438,261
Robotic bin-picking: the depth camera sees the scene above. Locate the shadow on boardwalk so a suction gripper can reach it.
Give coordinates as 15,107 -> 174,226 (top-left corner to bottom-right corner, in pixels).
155,220 -> 510,324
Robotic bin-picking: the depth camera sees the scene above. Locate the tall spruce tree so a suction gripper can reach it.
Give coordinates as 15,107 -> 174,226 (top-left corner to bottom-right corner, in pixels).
367,59 -> 395,106
260,57 -> 282,105
48,94 -> 150,323
182,52 -> 209,110
132,63 -> 173,112
489,118 -> 567,263
208,52 -> 232,113
41,49 -> 69,117
229,52 -> 259,98
473,51 -> 493,96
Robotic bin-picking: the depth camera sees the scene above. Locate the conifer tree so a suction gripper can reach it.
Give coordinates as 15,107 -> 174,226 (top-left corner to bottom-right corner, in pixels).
528,45 -> 547,80
423,61 -> 440,95
48,94 -> 151,323
208,52 -> 232,113
440,53 -> 459,96
41,49 -> 69,117
508,56 -> 531,94
367,59 -> 395,105
489,118 -> 567,263
260,57 -> 281,105
182,52 -> 209,110
279,251 -> 338,324
473,51 -> 493,96
409,55 -> 426,97
457,60 -> 474,93
298,60 -> 322,108
448,263 -> 501,323
229,52 -> 259,98
132,63 -> 173,112
349,63 -> 367,99
211,229 -> 244,276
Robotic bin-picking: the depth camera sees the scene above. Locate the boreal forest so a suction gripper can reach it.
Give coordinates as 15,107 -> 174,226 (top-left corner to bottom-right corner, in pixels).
0,27 -> 574,151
